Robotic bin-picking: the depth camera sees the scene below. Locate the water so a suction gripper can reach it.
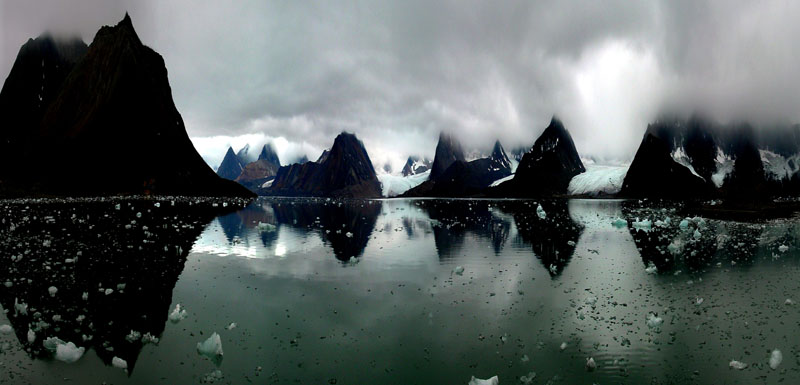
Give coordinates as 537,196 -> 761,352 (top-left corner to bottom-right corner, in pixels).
1,197 -> 799,384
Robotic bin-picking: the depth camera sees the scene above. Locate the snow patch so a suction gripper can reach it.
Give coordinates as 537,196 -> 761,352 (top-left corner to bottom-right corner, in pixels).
760,150 -> 800,180
671,147 -> 704,180
712,149 -> 734,188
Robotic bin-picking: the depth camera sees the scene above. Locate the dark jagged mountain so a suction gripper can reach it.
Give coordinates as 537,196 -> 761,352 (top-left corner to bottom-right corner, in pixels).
401,155 -> 432,176
296,154 -> 310,164
235,143 -> 282,192
492,117 -> 585,197
217,146 -> 245,180
236,143 -> 257,164
0,35 -> 88,179
429,132 -> 466,180
0,14 -> 252,197
264,132 -> 381,198
258,142 -> 281,166
317,149 -> 330,163
621,114 -> 800,199
403,138 -> 513,197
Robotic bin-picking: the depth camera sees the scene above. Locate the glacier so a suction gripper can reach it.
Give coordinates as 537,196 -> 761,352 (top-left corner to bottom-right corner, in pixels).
567,165 -> 628,196
378,170 -> 430,197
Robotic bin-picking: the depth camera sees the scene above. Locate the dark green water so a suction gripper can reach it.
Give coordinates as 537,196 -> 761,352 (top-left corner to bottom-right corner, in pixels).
1,197 -> 799,384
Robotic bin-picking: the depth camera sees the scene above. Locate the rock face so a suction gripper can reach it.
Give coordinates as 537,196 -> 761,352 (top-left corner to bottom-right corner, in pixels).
620,115 -> 800,200
235,143 -> 282,192
236,143 -> 257,164
0,14 -> 252,197
403,138 -> 513,197
401,156 -> 432,176
429,132 -> 466,180
493,117 -> 585,196
217,147 -> 245,180
265,132 -> 381,198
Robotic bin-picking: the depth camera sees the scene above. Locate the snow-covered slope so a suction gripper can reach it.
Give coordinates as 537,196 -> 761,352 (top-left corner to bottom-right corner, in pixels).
378,170 -> 430,197
760,150 -> 800,181
568,165 -> 628,196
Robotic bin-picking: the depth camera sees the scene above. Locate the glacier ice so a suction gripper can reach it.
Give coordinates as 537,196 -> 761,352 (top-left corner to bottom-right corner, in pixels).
567,165 -> 628,196
378,171 -> 430,197
468,375 -> 499,385
197,332 -> 224,365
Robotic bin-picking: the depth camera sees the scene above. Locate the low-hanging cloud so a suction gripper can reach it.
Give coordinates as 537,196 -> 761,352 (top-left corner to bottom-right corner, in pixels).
4,0 -> 800,171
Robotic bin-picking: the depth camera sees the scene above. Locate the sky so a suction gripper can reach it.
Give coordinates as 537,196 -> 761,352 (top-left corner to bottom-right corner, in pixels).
3,0 -> 800,171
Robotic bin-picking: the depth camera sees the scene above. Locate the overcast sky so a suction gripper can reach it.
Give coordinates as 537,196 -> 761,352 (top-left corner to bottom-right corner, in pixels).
3,0 -> 800,171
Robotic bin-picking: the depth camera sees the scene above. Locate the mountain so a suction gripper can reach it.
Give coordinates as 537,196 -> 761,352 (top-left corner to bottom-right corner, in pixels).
296,155 -> 309,164
257,142 -> 281,166
235,143 -> 282,192
0,14 -> 253,197
236,143 -> 257,164
402,138 -> 513,197
0,35 -> 88,180
217,146 -> 245,180
492,117 -> 585,196
264,132 -> 381,198
401,156 -> 432,176
429,132 -> 466,180
620,114 -> 800,199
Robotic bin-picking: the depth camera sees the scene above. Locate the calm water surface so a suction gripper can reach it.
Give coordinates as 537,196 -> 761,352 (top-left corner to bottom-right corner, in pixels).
1,197 -> 800,384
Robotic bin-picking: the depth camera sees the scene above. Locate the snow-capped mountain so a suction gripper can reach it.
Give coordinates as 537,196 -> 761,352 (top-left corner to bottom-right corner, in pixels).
401,156 -> 432,176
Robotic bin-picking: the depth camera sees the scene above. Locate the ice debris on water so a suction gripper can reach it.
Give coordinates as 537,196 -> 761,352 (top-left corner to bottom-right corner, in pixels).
468,375 -> 499,385
0,324 -> 12,334
585,357 -> 597,371
536,204 -> 546,219
778,244 -> 789,253
560,342 -> 567,350
646,313 -> 663,330
55,341 -> 85,363
27,329 -> 36,343
225,322 -> 237,330
256,222 -> 276,232
197,332 -> 224,365
141,333 -> 159,345
729,360 -> 747,370
785,299 -> 794,305
125,330 -> 141,343
611,217 -> 627,228
632,218 -> 652,230
48,286 -> 58,297
112,356 -> 128,370
645,262 -> 657,274
168,303 -> 187,323
769,349 -> 783,370
453,266 -> 465,276
519,371 -> 536,384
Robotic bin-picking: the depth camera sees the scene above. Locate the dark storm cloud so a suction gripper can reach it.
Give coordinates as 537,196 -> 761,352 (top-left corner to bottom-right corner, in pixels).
3,0 -> 800,170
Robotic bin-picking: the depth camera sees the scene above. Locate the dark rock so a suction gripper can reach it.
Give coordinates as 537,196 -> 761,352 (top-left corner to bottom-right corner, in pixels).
429,132 -> 465,180
401,155 -> 432,176
217,146 -> 245,180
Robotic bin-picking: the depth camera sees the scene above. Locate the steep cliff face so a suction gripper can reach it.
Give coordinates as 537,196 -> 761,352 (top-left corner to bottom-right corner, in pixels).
401,156 -> 432,176
429,132 -> 466,180
217,147 -> 245,180
0,14 -> 252,197
265,132 -> 381,198
492,117 -> 585,197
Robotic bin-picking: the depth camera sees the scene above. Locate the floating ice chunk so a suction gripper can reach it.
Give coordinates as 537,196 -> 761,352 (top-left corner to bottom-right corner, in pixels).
0,324 -> 12,334
549,264 -> 557,275
168,304 -> 187,323
202,369 -> 224,383
611,218 -> 627,228
468,375 -> 499,385
345,232 -> 353,238
560,342 -> 567,350
696,297 -> 704,305
585,297 -> 597,306
43,337 -> 66,351
225,322 -> 237,330
14,298 -> 28,315
769,349 -> 782,370
197,332 -> 224,365
679,219 -> 690,230
536,205 -> 546,219
48,286 -> 58,297
729,360 -> 747,370
27,329 -> 36,343
125,330 -> 141,343
453,266 -> 465,276
141,333 -> 159,344
256,222 -> 276,232
585,357 -> 597,371
115,204 -> 121,210
645,262 -> 657,275
778,244 -> 789,253
693,229 -> 701,239
112,356 -> 128,370
55,341 -> 85,363
104,288 -> 114,295
785,298 -> 794,305
632,219 -> 652,230
646,313 -> 663,329
519,371 -> 536,384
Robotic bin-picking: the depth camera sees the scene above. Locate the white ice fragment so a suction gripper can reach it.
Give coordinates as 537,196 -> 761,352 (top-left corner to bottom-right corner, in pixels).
585,357 -> 597,371
560,342 -> 567,350
225,322 -> 237,330
679,219 -> 690,230
468,375 -> 499,385
585,297 -> 597,306
43,337 -> 65,351
453,266 -> 465,276
27,329 -> 36,343
785,299 -> 794,305
611,217 -> 627,228
125,330 -> 141,343
769,349 -> 783,370
646,313 -> 663,329
0,324 -> 12,334
256,222 -> 276,232
104,288 -> 114,295
519,371 -> 536,384
645,262 -> 658,275
141,333 -> 159,345
729,360 -> 747,370
112,356 -> 128,370
632,218 -> 652,230
168,304 -> 187,323
48,286 -> 58,297
536,205 -> 546,219
55,341 -> 85,363
345,231 -> 353,238
693,229 -> 701,239
696,297 -> 704,305
778,244 -> 789,253
197,332 -> 224,363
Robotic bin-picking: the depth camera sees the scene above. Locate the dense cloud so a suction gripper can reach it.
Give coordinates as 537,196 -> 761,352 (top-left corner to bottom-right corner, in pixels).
3,0 -> 800,171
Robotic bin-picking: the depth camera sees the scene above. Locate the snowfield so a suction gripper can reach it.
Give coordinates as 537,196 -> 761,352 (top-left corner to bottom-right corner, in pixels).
568,165 -> 628,196
760,150 -> 800,181
378,170 -> 430,197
